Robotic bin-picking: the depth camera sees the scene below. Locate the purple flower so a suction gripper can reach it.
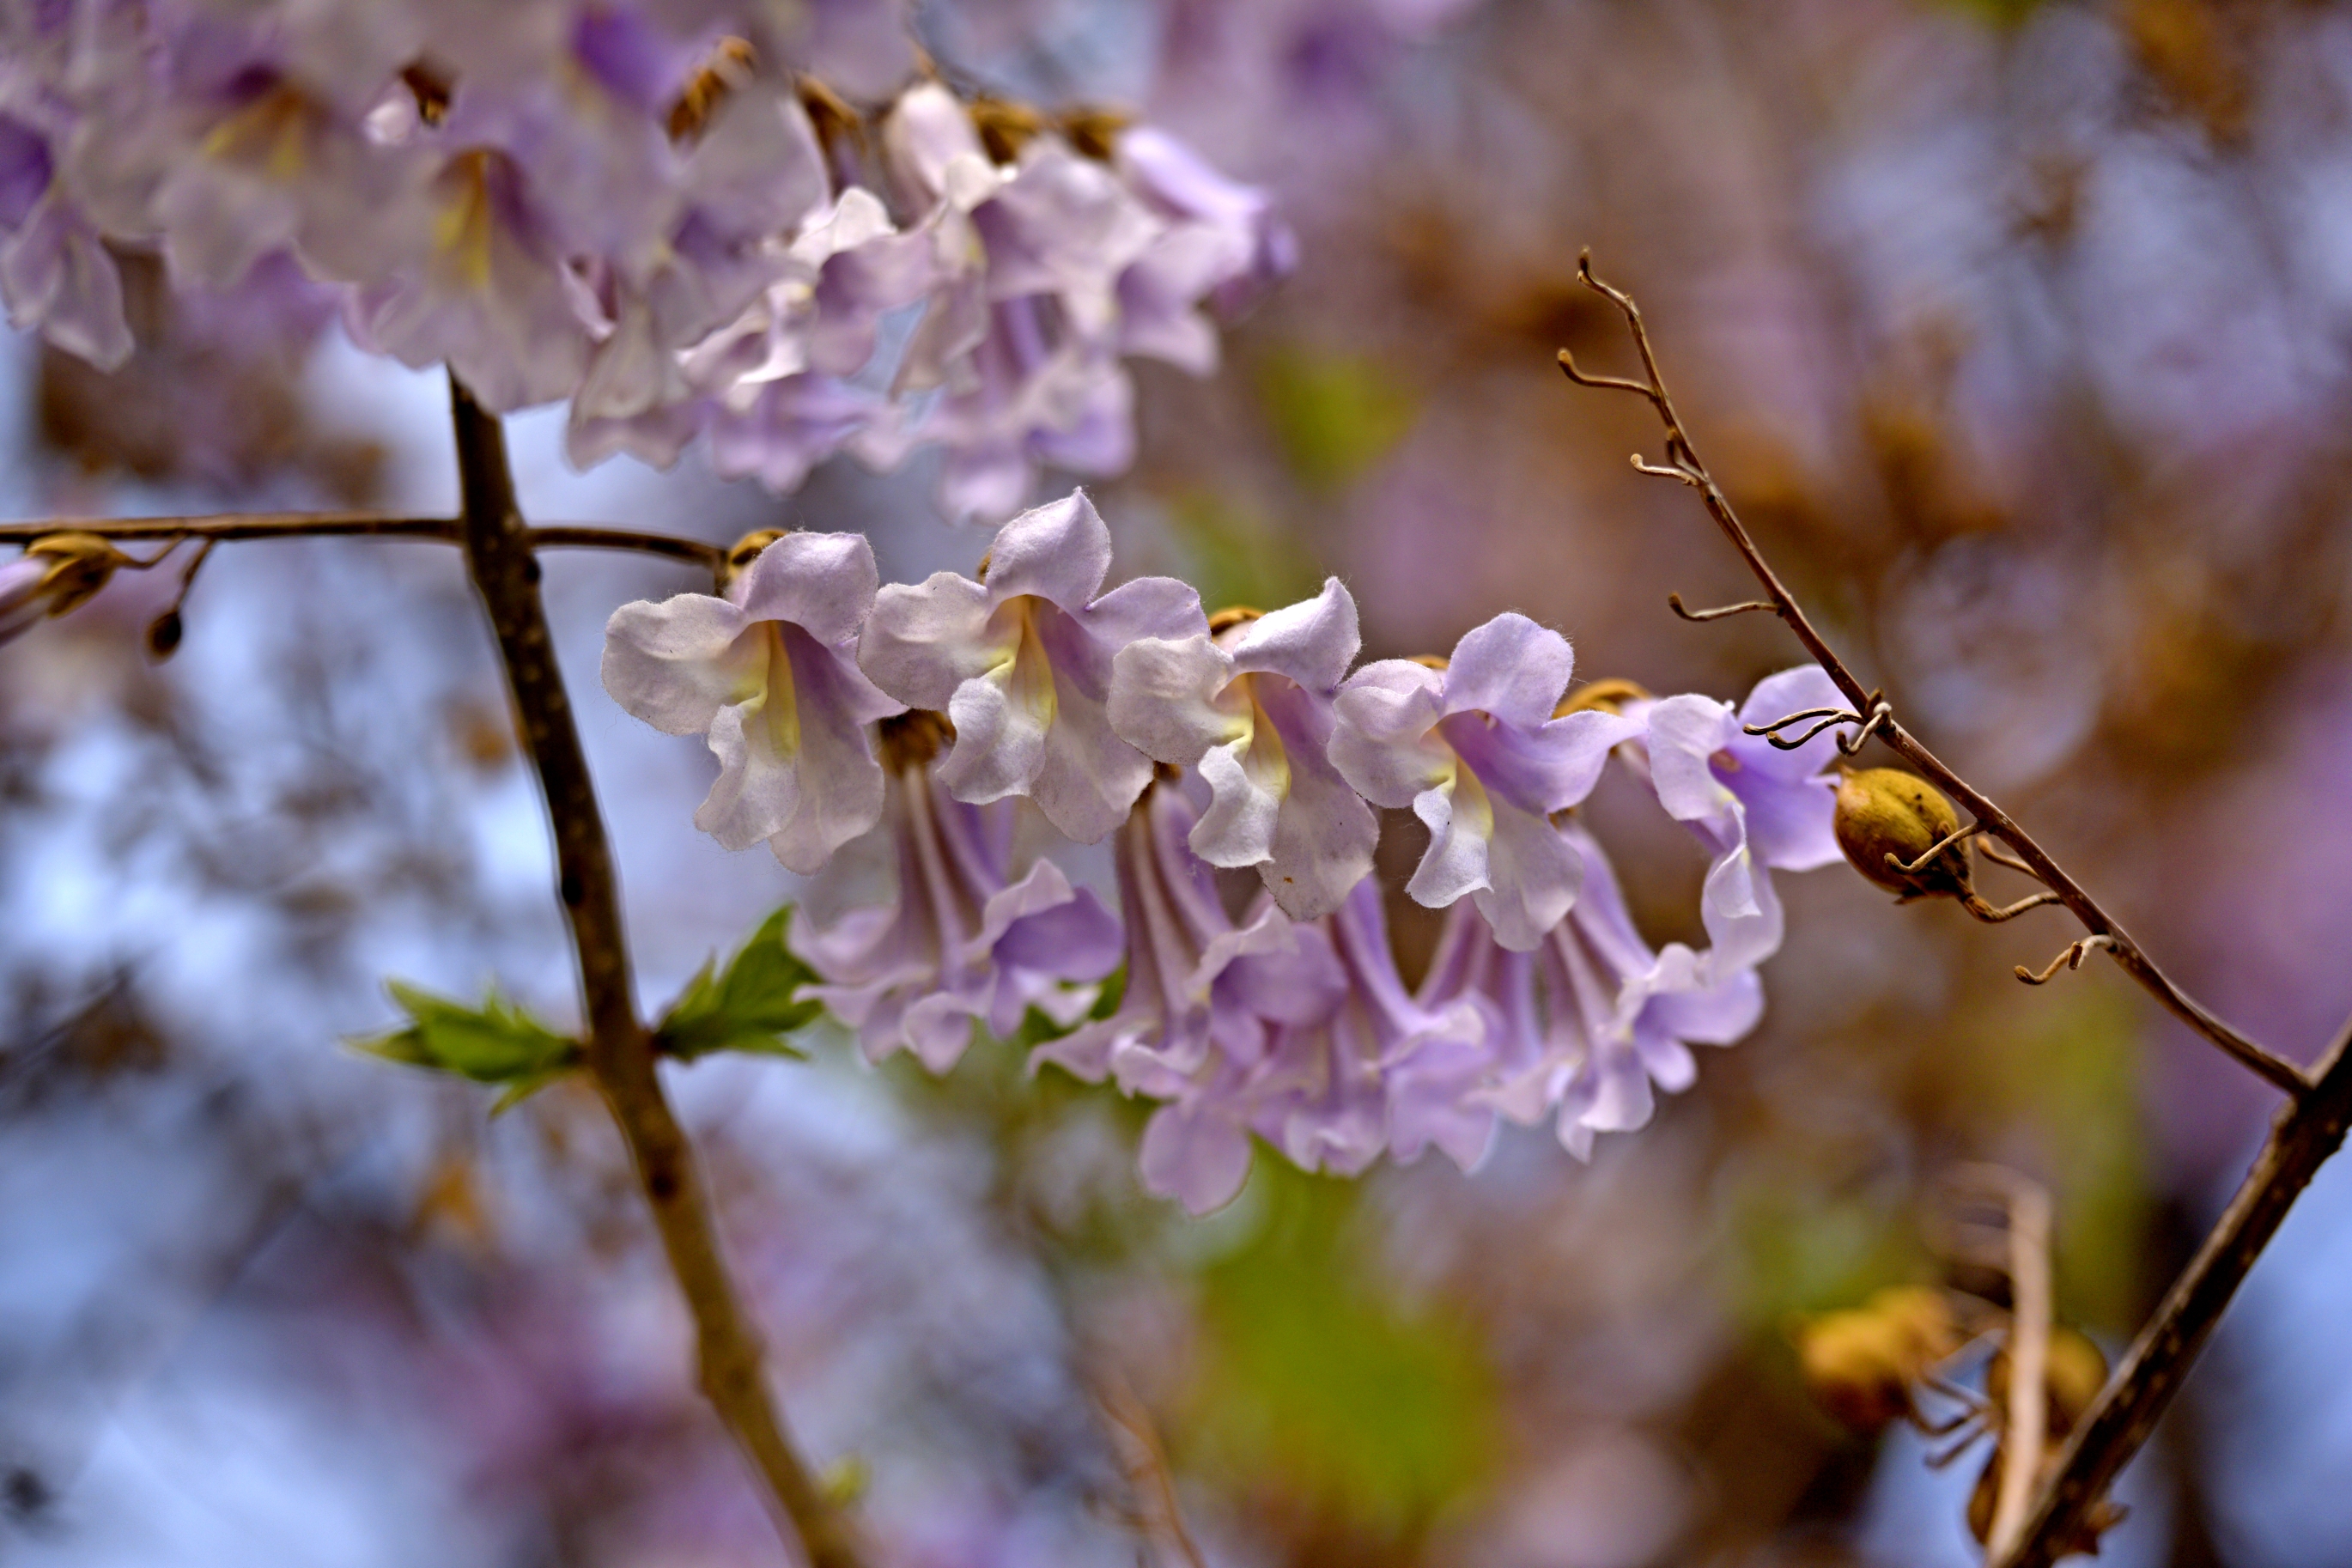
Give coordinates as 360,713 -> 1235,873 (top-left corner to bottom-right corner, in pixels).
1113,125 -> 1296,372
1632,665 -> 1845,969
1033,780 -> 1344,1213
857,490 -> 1206,843
1252,873 -> 1501,1176
1329,613 -> 1638,950
602,532 -> 903,873
1419,821 -> 1763,1160
793,714 -> 1123,1073
1108,578 -> 1377,920
0,554 -> 48,644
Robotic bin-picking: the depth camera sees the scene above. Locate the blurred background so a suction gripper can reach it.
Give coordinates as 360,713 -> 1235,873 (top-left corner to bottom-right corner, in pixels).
8,0 -> 2352,1563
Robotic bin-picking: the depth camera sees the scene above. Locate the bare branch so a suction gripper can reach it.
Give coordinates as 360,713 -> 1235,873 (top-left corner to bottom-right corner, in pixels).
1557,254 -> 2306,1098
446,376 -> 865,1568
1988,1175 -> 2053,1565
2002,1028 -> 2352,1566
0,512 -> 731,573
1558,254 -> 2333,1563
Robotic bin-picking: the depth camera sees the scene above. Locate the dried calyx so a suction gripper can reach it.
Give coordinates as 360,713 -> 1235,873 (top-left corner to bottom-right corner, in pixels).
877,709 -> 954,771
1556,677 -> 1650,718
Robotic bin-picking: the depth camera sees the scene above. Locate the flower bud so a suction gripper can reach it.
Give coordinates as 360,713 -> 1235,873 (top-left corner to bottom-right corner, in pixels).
26,532 -> 133,619
1792,1285 -> 1959,1433
1832,766 -> 1972,901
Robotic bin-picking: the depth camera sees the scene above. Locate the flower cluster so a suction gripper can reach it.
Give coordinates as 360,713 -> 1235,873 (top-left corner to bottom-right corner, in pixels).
607,491 -> 1848,1212
0,0 -> 1287,519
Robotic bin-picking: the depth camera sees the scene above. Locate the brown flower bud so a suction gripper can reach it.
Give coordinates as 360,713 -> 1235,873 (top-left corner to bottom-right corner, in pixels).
1832,766 -> 1972,901
1554,677 -> 1651,718
969,96 -> 1045,163
27,532 -> 133,618
1792,1285 -> 1960,1434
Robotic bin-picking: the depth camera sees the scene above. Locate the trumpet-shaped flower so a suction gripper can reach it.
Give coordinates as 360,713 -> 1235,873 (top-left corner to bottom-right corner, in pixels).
602,531 -> 902,873
1419,821 -> 1763,1160
1633,665 -> 1845,969
1108,579 -> 1377,920
1329,612 -> 1638,950
794,713 -> 1123,1073
858,490 -> 1206,843
1034,780 -> 1345,1213
1255,874 -> 1502,1176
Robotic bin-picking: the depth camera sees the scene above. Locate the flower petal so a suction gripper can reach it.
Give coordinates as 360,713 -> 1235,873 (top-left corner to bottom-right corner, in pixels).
1191,733 -> 1282,869
1407,774 -> 1492,909
729,531 -> 884,647
860,571 -> 1005,710
980,489 -> 1114,611
1470,792 -> 1586,951
1140,1101 -> 1253,1214
1443,611 -> 1574,726
1109,635 -> 1245,763
602,593 -> 756,735
1329,660 -> 1450,807
1229,577 -> 1359,693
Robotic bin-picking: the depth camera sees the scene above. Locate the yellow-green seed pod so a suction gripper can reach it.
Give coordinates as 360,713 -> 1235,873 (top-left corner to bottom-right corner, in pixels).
1833,767 -> 1973,901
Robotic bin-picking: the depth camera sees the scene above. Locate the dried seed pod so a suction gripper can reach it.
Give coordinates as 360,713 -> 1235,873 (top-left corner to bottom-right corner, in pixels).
1833,766 -> 1973,902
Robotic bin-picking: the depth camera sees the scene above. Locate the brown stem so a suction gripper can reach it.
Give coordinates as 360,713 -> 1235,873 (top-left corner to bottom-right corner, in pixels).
2000,1031 -> 2352,1567
0,512 -> 729,573
1559,253 -> 2305,1098
446,375 -> 863,1568
1559,253 -> 2345,1565
1987,1176 -> 2052,1564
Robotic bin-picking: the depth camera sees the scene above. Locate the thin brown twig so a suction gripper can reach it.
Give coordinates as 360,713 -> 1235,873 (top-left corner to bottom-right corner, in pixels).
0,511 -> 731,572
445,376 -> 864,1568
2003,1032 -> 2352,1567
1559,252 -> 2350,1567
1558,252 -> 2306,1099
1986,1174 -> 2052,1564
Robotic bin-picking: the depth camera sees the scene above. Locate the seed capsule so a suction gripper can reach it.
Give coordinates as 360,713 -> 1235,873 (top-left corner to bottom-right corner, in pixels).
1833,766 -> 1973,902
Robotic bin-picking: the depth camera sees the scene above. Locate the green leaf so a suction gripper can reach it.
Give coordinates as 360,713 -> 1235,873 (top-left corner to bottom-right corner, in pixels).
352,981 -> 580,1086
653,904 -> 820,1061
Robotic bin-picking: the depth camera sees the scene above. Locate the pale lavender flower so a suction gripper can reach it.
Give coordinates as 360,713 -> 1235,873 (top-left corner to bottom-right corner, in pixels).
1032,780 -> 1343,1213
793,713 -> 1122,1073
1632,665 -> 1845,969
858,490 -> 1206,842
602,532 -> 903,873
1108,579 -> 1376,920
1419,821 -> 1763,1160
1252,873 -> 1501,1176
1329,613 -> 1638,950
0,106 -> 131,368
0,554 -> 47,644
1113,125 -> 1296,372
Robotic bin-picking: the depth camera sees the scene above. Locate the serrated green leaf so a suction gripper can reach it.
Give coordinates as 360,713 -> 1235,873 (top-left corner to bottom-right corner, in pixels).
653,904 -> 821,1061
352,981 -> 580,1085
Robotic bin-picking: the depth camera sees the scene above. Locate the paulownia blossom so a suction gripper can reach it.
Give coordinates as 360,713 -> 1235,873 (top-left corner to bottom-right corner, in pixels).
1255,873 -> 1503,1177
602,531 -> 902,872
1328,612 -> 1638,950
1631,665 -> 1845,969
793,712 -> 1122,1073
1107,579 -> 1377,920
1421,821 -> 1762,1160
1033,780 -> 1344,1213
857,490 -> 1205,843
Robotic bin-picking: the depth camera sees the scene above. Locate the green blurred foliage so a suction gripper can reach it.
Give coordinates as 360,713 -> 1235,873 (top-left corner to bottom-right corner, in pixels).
1180,1161 -> 1502,1552
1164,489 -> 1323,615
1725,1158 -> 1932,1333
1974,988 -> 2152,1333
653,904 -> 817,1062
1256,348 -> 1419,495
353,981 -> 579,1097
